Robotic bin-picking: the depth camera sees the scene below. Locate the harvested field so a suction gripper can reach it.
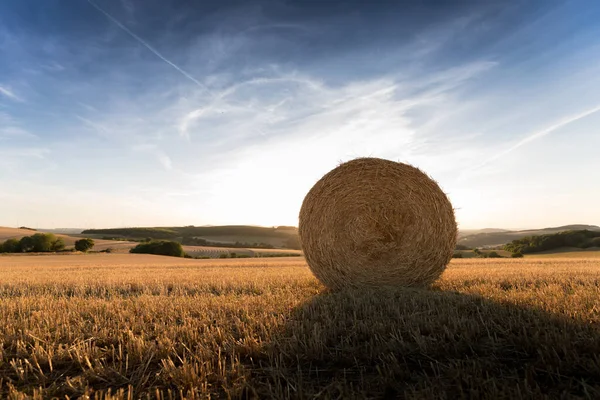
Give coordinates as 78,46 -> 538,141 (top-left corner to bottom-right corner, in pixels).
0,255 -> 599,399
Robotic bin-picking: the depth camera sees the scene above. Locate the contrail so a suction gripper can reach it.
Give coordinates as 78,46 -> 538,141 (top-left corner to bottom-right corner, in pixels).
454,103 -> 600,182
0,86 -> 24,102
86,0 -> 212,96
475,103 -> 600,171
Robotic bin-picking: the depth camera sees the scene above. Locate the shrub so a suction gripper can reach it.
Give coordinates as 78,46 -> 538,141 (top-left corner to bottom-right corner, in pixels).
30,233 -> 64,252
511,252 -> 524,258
75,238 -> 95,252
487,251 -> 502,258
51,237 -> 66,252
1,238 -> 20,253
13,234 -> 64,253
18,236 -> 34,252
130,241 -> 185,258
452,252 -> 463,258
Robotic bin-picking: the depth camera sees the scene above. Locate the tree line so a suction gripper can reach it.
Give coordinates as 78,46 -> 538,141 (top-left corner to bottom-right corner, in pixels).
0,234 -> 95,253
504,230 -> 600,254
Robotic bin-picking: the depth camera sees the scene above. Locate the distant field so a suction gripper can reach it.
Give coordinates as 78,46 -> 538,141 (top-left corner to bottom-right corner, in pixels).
454,249 -> 513,258
526,247 -> 600,258
1,255 -> 599,398
81,225 -> 300,249
182,245 -> 302,258
0,226 -> 130,251
0,227 -> 301,258
0,226 -> 40,240
455,248 -> 600,259
0,253 -> 305,268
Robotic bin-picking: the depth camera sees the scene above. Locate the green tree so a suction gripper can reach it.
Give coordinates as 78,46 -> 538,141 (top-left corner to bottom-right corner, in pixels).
130,241 -> 185,257
75,238 -> 95,252
1,238 -> 20,253
33,233 -> 53,252
30,233 -> 64,252
51,237 -> 65,251
19,236 -> 34,252
16,233 -> 65,253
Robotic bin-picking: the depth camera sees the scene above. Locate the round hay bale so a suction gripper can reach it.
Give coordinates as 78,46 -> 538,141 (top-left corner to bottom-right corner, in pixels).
299,157 -> 457,290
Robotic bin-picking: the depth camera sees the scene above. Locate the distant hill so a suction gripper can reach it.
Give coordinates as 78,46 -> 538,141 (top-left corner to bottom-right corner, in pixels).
458,228 -> 509,239
81,225 -> 301,249
37,228 -> 85,235
459,225 -> 600,248
0,226 -> 40,241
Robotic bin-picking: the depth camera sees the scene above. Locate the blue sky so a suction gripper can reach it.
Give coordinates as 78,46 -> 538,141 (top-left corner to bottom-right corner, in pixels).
1,0 -> 599,229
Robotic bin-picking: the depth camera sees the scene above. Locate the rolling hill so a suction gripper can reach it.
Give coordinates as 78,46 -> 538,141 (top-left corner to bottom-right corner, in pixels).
7,223 -> 600,253
458,225 -> 600,248
0,226 -> 302,257
81,225 -> 300,249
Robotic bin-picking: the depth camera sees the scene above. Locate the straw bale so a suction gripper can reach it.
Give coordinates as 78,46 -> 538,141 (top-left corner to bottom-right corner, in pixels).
299,157 -> 457,289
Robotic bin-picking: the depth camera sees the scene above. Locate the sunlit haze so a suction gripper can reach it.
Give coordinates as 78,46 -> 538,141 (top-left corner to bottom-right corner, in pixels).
1,0 -> 599,230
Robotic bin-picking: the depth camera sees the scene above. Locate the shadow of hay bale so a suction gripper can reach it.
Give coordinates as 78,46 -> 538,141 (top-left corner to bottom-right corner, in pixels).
241,288 -> 600,399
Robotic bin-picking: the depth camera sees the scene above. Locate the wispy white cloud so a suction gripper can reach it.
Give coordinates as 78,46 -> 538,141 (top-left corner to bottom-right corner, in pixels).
132,144 -> 174,171
167,62 -> 497,226
0,85 -> 24,102
239,23 -> 311,36
41,61 -> 65,72
76,115 -> 110,136
464,103 -> 600,178
0,148 -> 50,158
120,0 -> 135,16
86,0 -> 213,96
0,126 -> 37,138
0,111 -> 36,138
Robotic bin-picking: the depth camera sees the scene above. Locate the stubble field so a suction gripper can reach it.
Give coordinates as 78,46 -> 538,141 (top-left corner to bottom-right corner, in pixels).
1,254 -> 599,399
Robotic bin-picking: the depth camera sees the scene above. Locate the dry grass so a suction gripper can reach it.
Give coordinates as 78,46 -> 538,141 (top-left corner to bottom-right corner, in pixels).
526,249 -> 600,259
182,246 -> 302,258
0,255 -> 599,399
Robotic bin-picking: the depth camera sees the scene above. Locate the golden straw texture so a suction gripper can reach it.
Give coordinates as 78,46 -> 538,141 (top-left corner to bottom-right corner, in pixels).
299,157 -> 457,289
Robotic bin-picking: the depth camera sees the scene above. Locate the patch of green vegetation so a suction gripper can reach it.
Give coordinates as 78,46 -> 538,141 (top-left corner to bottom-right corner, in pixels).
181,237 -> 275,249
0,233 -> 65,253
74,238 -> 95,252
129,241 -> 185,258
84,228 -> 179,239
504,230 -> 600,254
